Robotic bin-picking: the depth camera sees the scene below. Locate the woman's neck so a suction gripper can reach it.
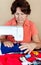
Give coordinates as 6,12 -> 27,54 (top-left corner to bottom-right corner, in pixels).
17,23 -> 23,26
16,20 -> 24,26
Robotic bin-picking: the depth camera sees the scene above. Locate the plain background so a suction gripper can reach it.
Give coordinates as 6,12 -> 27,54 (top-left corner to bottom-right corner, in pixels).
0,0 -> 41,39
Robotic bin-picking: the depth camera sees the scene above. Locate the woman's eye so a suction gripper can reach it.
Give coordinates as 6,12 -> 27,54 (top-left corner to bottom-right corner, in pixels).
15,13 -> 24,15
21,13 -> 24,15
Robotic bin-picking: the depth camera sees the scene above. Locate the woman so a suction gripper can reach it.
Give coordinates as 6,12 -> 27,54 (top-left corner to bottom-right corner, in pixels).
0,0 -> 41,54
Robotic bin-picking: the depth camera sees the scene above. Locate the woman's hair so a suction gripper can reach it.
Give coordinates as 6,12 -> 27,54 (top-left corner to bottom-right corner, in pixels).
11,0 -> 31,15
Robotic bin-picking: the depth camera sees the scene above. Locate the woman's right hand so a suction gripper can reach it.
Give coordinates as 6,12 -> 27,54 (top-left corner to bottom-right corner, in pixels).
3,41 -> 14,47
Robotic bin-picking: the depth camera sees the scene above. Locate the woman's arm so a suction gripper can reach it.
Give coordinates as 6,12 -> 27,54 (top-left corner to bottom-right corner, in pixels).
32,34 -> 41,49
19,22 -> 41,53
19,34 -> 41,54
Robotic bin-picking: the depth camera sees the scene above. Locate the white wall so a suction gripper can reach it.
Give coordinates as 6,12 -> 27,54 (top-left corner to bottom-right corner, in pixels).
0,0 -> 14,25
0,0 -> 41,39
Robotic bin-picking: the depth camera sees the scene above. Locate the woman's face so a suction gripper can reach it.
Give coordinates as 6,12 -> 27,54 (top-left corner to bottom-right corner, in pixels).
14,7 -> 27,25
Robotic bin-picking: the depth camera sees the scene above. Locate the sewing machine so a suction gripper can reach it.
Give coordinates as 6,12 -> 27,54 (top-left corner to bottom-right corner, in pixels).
0,26 -> 24,54
0,26 -> 23,41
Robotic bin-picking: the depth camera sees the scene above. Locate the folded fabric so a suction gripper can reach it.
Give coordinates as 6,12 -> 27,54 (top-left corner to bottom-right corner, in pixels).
1,43 -> 26,54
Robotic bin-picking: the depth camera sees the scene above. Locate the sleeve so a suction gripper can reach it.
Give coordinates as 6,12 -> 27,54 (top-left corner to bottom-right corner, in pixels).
31,22 -> 38,36
4,20 -> 12,26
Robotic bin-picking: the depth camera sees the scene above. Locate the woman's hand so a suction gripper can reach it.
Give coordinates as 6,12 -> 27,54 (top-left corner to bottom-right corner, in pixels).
3,41 -> 14,47
19,42 -> 37,54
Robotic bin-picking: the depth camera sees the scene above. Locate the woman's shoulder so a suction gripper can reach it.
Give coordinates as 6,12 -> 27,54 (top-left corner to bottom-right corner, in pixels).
26,19 -> 35,27
4,18 -> 16,26
28,20 -> 36,27
26,19 -> 37,30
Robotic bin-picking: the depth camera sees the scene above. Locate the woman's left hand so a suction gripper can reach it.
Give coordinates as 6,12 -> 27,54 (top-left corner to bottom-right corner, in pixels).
19,42 -> 37,54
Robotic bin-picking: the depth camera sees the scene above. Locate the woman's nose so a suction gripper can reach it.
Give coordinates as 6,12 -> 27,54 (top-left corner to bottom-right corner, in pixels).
18,14 -> 22,19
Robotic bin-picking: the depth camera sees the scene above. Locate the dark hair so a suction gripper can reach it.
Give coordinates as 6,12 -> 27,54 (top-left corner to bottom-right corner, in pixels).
11,0 -> 31,15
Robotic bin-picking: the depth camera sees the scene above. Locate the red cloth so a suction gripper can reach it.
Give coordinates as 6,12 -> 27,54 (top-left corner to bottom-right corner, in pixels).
0,54 -> 24,65
0,55 -> 6,65
0,53 -> 41,65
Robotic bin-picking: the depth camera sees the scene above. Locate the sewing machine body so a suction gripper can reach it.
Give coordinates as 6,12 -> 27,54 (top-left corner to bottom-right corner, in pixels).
0,26 -> 23,41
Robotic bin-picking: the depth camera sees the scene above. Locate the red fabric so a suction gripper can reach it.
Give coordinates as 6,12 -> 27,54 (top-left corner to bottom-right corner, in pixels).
35,52 -> 41,58
0,54 -> 24,65
0,53 -> 41,65
7,35 -> 15,43
0,55 -> 6,65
